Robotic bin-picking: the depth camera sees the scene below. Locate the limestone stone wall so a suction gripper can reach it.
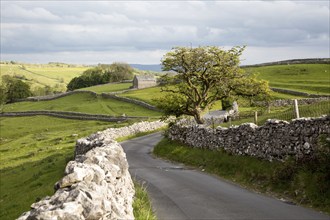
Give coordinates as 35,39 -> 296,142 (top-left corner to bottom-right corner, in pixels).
168,116 -> 330,161
18,120 -> 167,220
270,88 -> 330,98
75,120 -> 167,156
17,90 -> 98,102
101,93 -> 161,112
1,110 -> 147,122
269,97 -> 329,107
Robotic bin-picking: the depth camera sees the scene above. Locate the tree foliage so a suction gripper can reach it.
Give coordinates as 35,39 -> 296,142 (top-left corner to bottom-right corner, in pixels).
67,63 -> 134,91
155,46 -> 270,124
1,75 -> 32,104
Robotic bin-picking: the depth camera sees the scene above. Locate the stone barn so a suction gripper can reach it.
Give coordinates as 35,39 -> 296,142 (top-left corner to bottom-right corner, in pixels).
132,75 -> 157,89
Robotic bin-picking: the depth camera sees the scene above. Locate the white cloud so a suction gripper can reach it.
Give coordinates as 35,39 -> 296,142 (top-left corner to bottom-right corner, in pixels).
0,0 -> 329,64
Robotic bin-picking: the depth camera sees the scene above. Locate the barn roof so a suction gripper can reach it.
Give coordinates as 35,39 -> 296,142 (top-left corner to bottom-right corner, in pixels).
134,75 -> 156,81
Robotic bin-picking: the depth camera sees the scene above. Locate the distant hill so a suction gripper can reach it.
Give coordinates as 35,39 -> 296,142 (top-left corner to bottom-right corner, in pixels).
130,64 -> 162,72
242,58 -> 330,68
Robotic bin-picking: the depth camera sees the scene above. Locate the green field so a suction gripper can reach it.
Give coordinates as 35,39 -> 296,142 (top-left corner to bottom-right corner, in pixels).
3,93 -> 162,117
1,61 -> 329,219
244,64 -> 330,95
0,116 -> 129,219
78,82 -> 132,94
119,86 -> 166,105
0,63 -> 88,90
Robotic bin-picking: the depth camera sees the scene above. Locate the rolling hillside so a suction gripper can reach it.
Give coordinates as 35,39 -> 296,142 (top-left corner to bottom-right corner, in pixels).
1,59 -> 329,219
0,62 -> 89,91
244,64 -> 330,95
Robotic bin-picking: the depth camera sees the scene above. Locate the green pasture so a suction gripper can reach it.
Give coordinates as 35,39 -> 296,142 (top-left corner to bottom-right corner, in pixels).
3,93 -> 162,117
119,86 -> 166,105
0,116 -> 128,219
0,63 -> 87,89
78,82 -> 132,94
244,64 -> 330,95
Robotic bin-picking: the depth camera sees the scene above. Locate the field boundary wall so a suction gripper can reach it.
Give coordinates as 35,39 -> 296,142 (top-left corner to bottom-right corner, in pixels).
168,116 -> 330,161
0,110 -> 148,122
18,121 -> 167,219
101,93 -> 161,112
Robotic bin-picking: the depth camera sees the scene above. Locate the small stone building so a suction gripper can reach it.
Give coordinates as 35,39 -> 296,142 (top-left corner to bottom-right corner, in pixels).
132,75 -> 157,89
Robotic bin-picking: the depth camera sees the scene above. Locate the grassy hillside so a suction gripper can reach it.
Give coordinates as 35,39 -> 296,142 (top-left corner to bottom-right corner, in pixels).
3,93 -> 161,117
0,116 -> 129,219
0,63 -> 88,90
78,82 -> 132,94
244,64 -> 330,95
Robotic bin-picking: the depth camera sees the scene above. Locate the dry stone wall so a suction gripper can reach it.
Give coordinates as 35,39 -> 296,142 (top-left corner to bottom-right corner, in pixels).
1,110 -> 147,122
18,120 -> 167,220
101,93 -> 160,112
269,97 -> 329,107
169,116 -> 330,161
270,88 -> 330,98
17,90 -> 98,102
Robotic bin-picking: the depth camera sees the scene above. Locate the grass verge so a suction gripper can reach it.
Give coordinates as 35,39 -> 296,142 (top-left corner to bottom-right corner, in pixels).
133,181 -> 157,220
153,137 -> 330,214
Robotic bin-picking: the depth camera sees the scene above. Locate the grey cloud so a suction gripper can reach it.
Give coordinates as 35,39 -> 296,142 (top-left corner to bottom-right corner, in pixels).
1,1 -> 329,64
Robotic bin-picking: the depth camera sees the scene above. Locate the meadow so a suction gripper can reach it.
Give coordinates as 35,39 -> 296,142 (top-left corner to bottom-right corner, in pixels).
78,82 -> 132,94
0,63 -> 88,90
2,92 -> 162,117
244,64 -> 330,95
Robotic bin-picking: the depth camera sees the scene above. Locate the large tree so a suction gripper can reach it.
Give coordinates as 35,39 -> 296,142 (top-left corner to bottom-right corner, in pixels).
67,63 -> 134,91
1,75 -> 32,103
156,46 -> 270,124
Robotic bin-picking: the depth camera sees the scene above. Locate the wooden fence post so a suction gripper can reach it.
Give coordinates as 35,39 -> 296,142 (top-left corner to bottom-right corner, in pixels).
254,111 -> 258,125
294,99 -> 300,119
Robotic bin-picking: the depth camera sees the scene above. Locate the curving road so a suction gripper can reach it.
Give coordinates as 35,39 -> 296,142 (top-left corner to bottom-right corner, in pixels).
121,132 -> 329,220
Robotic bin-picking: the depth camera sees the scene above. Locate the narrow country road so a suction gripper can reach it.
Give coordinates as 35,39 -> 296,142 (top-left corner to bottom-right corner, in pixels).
121,132 -> 329,220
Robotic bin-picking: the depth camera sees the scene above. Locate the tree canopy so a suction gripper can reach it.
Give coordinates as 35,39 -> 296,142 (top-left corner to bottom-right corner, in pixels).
1,75 -> 32,104
67,62 -> 134,91
155,46 -> 270,124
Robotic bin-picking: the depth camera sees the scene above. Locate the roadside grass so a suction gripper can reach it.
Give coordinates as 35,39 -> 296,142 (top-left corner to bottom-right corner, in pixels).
133,181 -> 157,220
0,116 -> 131,220
2,93 -> 162,117
244,64 -> 330,95
78,82 -> 132,94
153,137 -> 330,214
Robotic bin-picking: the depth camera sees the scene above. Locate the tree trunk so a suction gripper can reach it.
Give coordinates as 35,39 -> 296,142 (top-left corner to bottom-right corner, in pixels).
193,108 -> 205,124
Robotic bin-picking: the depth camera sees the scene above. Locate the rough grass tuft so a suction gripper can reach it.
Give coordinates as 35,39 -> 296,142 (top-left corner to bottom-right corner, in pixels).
133,181 -> 157,220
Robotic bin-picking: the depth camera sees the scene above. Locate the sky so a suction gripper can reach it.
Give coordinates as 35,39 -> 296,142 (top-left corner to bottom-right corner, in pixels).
1,0 -> 329,65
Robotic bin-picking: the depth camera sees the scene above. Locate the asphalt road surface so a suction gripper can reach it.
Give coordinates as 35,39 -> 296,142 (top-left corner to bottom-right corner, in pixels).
121,132 -> 329,220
